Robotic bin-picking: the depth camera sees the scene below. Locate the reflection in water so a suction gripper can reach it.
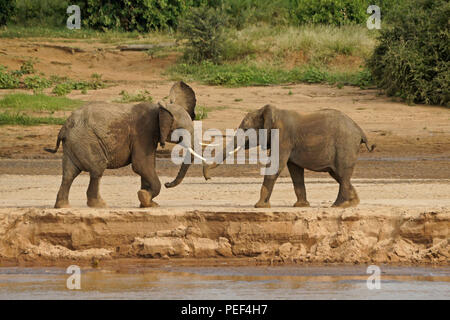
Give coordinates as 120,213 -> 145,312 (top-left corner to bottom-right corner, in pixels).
0,265 -> 449,299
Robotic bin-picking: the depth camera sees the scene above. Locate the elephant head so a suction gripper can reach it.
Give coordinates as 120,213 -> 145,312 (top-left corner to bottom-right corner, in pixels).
203,104 -> 277,180
159,82 -> 207,188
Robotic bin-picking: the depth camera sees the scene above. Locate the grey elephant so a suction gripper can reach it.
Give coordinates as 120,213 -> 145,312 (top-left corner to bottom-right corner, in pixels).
45,81 -> 206,208
203,104 -> 375,208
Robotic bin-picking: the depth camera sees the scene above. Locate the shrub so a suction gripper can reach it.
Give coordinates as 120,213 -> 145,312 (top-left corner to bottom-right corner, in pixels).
0,0 -> 15,26
24,75 -> 52,93
51,74 -> 107,95
194,105 -> 208,120
170,61 -> 372,87
84,0 -> 195,31
114,90 -> 153,103
289,0 -> 367,26
178,5 -> 228,64
0,66 -> 20,89
12,0 -> 69,27
214,0 -> 289,29
367,0 -> 449,106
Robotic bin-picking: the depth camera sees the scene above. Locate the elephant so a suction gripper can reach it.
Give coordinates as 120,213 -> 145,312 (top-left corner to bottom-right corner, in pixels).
203,104 -> 375,208
45,81 -> 207,208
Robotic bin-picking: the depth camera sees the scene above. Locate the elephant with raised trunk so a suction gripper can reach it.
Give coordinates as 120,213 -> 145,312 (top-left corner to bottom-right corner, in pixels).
203,105 -> 375,208
45,81 -> 207,208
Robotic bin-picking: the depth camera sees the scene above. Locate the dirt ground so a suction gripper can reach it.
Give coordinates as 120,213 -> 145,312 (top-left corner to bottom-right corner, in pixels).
0,39 -> 449,265
0,39 -> 449,171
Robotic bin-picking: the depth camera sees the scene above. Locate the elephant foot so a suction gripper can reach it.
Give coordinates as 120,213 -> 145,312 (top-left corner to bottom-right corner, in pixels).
332,197 -> 360,208
140,201 -> 159,208
54,201 -> 70,209
293,200 -> 310,207
255,201 -> 271,208
87,198 -> 107,208
138,189 -> 159,208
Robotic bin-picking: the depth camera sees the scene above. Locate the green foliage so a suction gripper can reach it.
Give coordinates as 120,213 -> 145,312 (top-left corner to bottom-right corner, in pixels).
0,66 -> 20,89
0,93 -> 83,126
24,75 -> 52,93
1,62 -> 107,94
178,5 -> 228,64
194,105 -> 208,120
289,0 -> 367,25
114,90 -> 153,103
0,0 -> 15,26
4,0 -> 412,31
212,0 -> 290,29
84,0 -> 195,31
170,61 -> 372,87
12,0 -> 69,27
0,112 -> 66,125
367,0 -> 449,106
19,60 -> 36,75
0,93 -> 83,112
51,74 -> 107,96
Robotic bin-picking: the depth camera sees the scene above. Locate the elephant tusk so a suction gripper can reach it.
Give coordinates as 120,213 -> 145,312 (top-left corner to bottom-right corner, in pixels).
228,146 -> 242,155
187,147 -> 212,163
199,142 -> 220,147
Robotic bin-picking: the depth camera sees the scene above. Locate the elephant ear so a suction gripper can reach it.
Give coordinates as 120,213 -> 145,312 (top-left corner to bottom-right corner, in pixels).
262,104 -> 275,130
169,81 -> 196,120
158,103 -> 174,148
260,104 -> 276,150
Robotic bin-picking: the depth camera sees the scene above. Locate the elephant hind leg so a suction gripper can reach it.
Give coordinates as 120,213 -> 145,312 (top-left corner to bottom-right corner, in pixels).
55,157 -> 81,208
287,161 -> 309,207
329,168 -> 359,208
86,173 -> 107,208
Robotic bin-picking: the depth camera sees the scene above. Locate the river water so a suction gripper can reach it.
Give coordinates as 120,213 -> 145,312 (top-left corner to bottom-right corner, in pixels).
0,264 -> 448,300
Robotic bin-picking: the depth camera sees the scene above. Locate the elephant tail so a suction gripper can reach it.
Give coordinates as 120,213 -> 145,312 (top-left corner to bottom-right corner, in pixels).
361,137 -> 376,152
44,126 -> 66,153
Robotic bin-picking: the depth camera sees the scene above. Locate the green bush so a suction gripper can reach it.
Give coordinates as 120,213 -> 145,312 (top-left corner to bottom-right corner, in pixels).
12,0 -> 69,27
213,0 -> 289,29
0,66 -> 20,89
23,75 -> 52,93
367,0 -> 449,106
114,90 -> 153,103
289,0 -> 367,25
170,61 -> 372,87
84,0 -> 195,31
0,0 -> 15,26
178,6 -> 228,64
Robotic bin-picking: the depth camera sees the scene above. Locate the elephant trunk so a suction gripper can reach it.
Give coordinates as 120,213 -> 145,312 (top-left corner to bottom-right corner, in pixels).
166,136 -> 210,188
203,135 -> 240,180
165,153 -> 192,188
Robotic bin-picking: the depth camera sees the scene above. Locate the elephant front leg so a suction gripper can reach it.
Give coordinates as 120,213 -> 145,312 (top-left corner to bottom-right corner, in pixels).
255,174 -> 280,208
287,161 -> 309,207
138,176 -> 161,208
132,152 -> 161,208
254,151 -> 289,208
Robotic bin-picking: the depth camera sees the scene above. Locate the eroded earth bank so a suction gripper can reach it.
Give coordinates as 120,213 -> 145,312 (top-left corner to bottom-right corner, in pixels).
0,176 -> 448,265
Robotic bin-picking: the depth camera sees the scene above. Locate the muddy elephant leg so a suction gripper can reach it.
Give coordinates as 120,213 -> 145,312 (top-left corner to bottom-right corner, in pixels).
329,168 -> 359,208
86,173 -> 107,208
254,151 -> 289,208
287,161 -> 309,207
132,153 -> 161,208
55,157 -> 81,208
